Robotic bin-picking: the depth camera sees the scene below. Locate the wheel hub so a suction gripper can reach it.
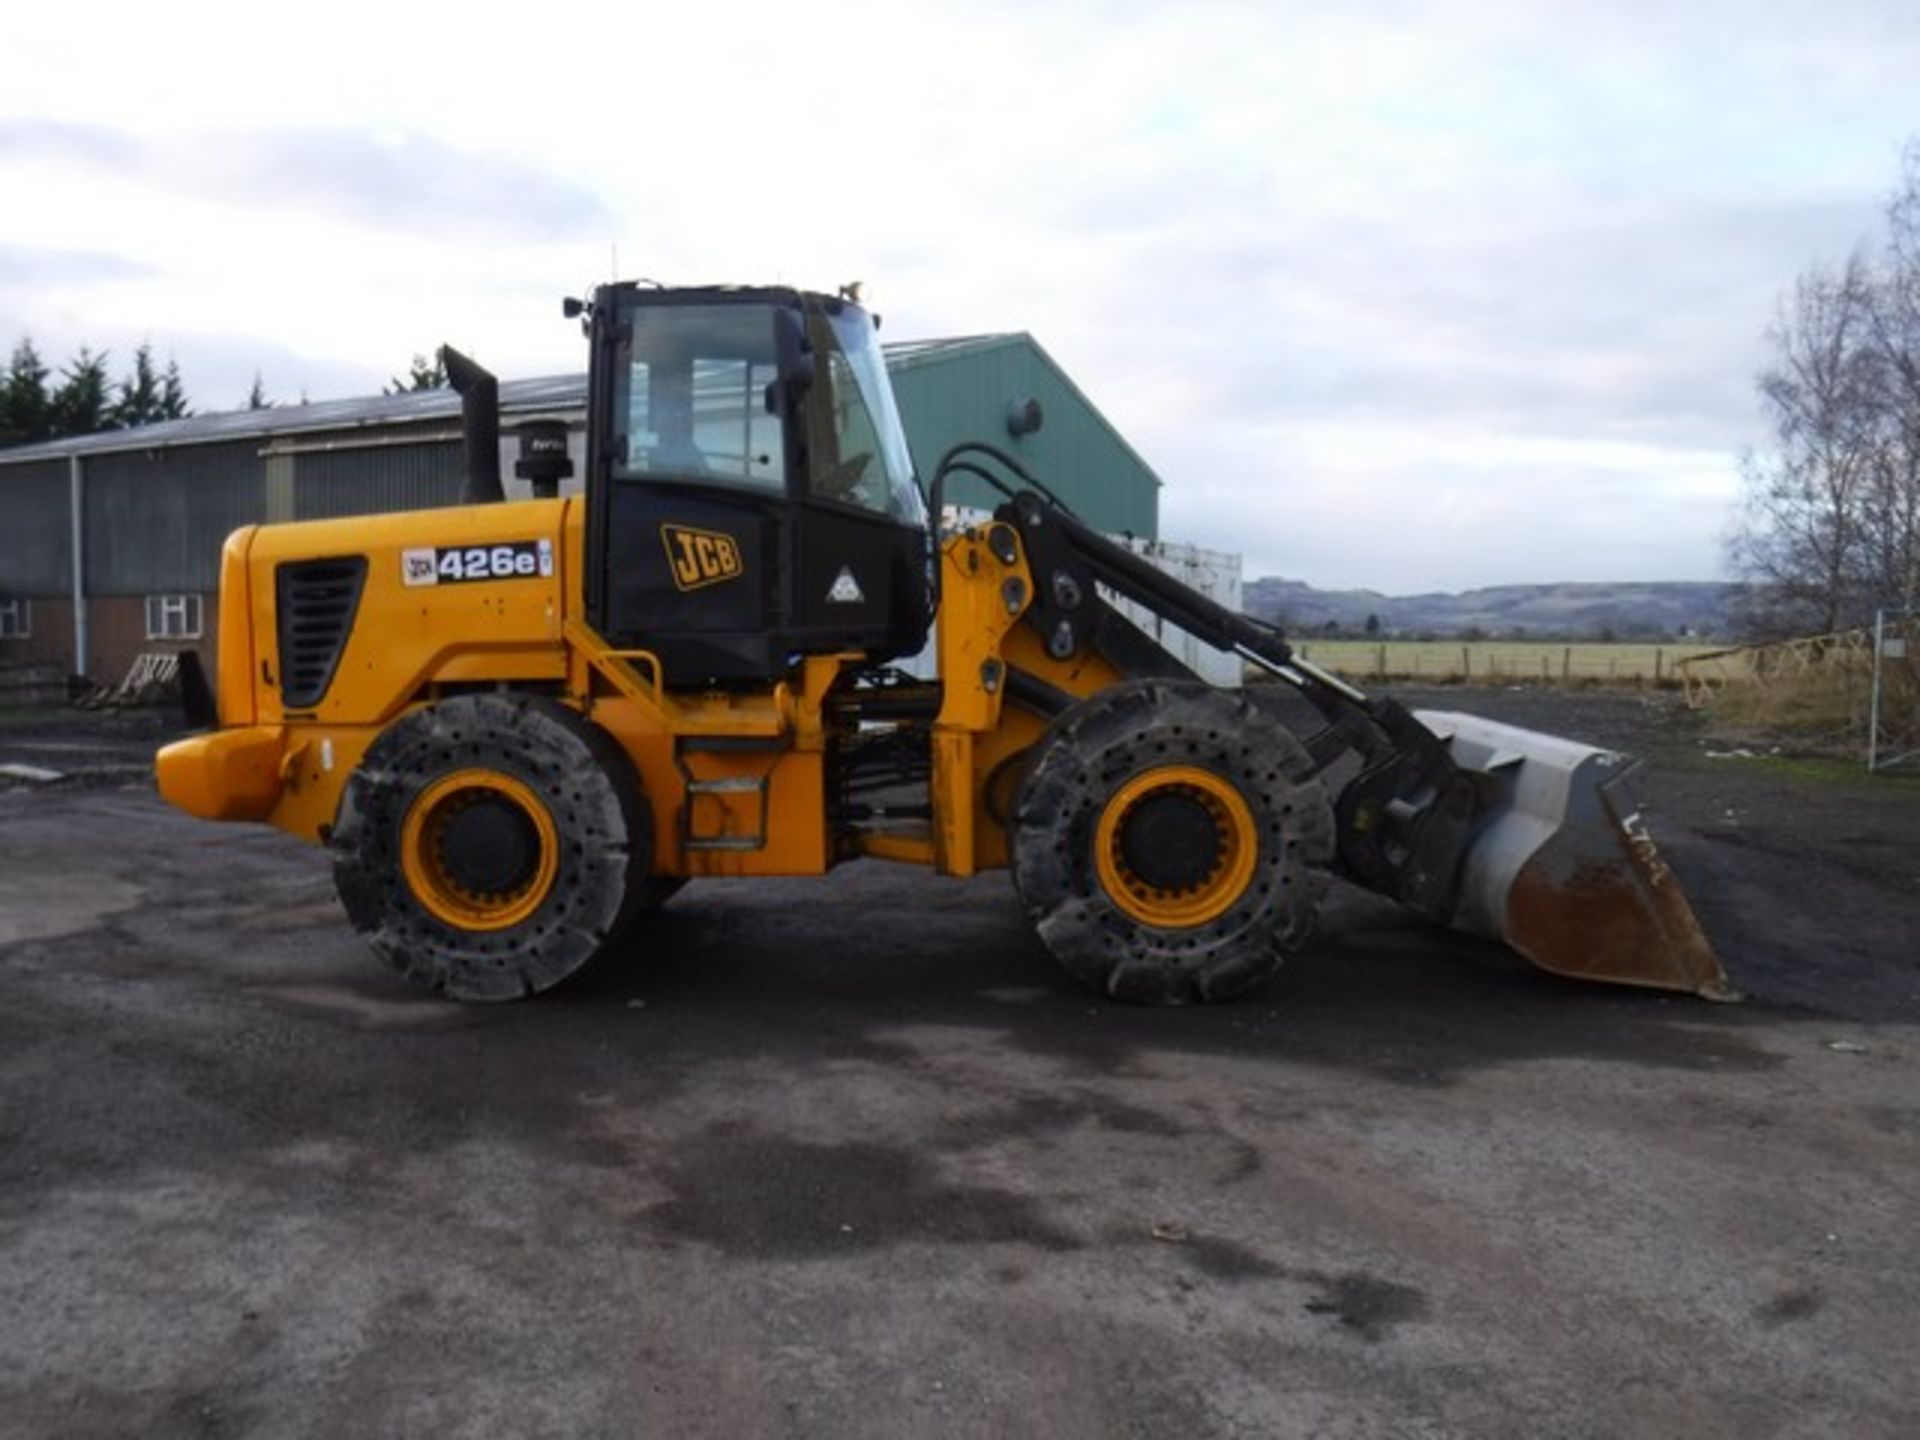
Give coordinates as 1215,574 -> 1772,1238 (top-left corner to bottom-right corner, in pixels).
1118,791 -> 1223,891
1093,764 -> 1261,929
400,769 -> 560,932
437,796 -> 542,897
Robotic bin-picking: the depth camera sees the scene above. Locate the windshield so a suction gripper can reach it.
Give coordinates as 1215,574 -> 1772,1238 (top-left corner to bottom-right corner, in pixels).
806,304 -> 925,525
610,302 -> 785,494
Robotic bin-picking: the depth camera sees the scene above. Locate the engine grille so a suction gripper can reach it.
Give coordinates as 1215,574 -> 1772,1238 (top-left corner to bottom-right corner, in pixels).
275,556 -> 368,709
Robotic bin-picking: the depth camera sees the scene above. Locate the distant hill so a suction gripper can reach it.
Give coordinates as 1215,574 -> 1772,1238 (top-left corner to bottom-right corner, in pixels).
1243,577 -> 1736,640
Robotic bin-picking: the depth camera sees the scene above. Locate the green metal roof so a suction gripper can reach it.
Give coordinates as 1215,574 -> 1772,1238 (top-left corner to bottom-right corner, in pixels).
882,334 -> 1024,368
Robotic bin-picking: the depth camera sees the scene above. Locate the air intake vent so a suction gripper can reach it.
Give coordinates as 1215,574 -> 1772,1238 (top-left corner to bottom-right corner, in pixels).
276,556 -> 368,709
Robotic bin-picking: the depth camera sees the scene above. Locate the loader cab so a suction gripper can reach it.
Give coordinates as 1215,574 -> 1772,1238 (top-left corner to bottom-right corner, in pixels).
583,283 -> 932,685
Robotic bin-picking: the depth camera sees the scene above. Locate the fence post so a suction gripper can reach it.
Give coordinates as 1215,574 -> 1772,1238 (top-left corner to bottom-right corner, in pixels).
1376,643 -> 1386,679
1869,610 -> 1884,771
1562,646 -> 1571,683
1461,645 -> 1471,681
1654,647 -> 1664,685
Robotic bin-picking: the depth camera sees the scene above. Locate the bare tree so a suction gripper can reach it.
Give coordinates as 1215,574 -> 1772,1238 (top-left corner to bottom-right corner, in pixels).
1731,138 -> 1920,634
1731,252 -> 1881,634
1856,317 -> 1920,616
1861,139 -> 1920,616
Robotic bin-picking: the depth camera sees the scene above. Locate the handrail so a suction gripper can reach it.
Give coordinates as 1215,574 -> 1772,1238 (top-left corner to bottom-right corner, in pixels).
562,617 -> 667,708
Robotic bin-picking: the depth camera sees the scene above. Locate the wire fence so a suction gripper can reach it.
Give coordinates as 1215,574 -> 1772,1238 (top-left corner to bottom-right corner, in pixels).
1288,640 -> 1720,687
1662,615 -> 1918,771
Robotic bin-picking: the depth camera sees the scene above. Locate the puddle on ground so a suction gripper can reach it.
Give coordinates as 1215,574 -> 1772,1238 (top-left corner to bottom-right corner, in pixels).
232,900 -> 345,933
262,983 -> 473,1030
0,873 -> 146,945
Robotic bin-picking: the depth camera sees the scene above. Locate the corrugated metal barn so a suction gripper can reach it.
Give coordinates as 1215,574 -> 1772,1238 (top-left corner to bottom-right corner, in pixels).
884,335 -> 1160,539
0,337 -> 1168,683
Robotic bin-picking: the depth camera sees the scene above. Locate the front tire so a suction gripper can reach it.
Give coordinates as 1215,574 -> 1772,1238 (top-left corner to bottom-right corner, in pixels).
1011,681 -> 1334,1005
330,694 -> 652,1000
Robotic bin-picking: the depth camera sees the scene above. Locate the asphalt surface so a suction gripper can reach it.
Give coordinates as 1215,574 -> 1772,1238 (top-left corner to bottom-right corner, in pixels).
1,694 -> 1917,1438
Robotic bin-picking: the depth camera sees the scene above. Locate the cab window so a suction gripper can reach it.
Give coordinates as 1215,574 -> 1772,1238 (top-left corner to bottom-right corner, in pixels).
805,306 -> 925,524
613,305 -> 785,492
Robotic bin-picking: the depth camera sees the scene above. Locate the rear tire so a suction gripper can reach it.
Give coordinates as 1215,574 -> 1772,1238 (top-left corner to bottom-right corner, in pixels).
1011,680 -> 1333,1005
330,694 -> 652,1001
635,876 -> 688,913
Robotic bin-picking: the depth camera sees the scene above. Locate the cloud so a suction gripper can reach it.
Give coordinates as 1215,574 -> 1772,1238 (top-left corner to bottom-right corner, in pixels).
208,130 -> 611,242
0,118 -> 609,242
158,333 -> 380,413
3,0 -> 1917,589
0,118 -> 141,168
0,244 -> 150,287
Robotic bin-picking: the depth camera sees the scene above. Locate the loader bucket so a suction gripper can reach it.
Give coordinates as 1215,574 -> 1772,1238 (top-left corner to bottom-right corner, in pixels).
1413,711 -> 1734,1000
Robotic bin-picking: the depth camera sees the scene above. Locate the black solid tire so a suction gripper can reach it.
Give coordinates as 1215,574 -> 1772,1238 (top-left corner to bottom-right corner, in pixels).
635,876 -> 688,912
1011,680 -> 1334,1005
330,694 -> 653,1001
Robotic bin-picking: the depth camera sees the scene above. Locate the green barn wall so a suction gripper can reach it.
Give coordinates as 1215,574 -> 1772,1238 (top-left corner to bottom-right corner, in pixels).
887,336 -> 1160,539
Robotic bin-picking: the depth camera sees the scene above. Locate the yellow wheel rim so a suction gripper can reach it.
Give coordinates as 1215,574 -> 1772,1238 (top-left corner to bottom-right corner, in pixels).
400,769 -> 559,931
1094,765 -> 1258,928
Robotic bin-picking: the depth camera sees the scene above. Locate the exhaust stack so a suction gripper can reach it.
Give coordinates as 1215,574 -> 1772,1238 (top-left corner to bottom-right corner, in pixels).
441,345 -> 504,505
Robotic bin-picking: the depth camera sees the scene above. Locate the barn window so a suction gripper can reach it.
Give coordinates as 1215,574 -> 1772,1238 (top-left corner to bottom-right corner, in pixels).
0,598 -> 29,639
145,594 -> 203,640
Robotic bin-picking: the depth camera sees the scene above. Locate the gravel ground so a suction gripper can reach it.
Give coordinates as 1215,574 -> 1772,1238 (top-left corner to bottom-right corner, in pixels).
1,692 -> 1916,1439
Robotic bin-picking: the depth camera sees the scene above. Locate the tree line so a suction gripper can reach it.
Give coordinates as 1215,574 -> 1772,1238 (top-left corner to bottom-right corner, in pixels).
0,338 -> 192,447
1734,142 -> 1920,636
0,339 -> 451,451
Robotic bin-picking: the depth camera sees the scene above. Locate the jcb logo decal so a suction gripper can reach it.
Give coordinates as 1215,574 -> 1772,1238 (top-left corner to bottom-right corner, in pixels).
661,524 -> 744,591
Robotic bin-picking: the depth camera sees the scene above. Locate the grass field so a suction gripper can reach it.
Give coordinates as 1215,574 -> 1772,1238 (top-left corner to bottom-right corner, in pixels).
1288,639 -> 1732,685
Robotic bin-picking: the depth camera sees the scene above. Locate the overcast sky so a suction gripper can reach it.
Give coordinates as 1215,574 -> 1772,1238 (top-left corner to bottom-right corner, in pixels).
3,0 -> 1916,590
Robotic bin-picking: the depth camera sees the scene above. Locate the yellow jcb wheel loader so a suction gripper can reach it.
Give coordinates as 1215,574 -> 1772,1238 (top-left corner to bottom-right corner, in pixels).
155,283 -> 1731,1005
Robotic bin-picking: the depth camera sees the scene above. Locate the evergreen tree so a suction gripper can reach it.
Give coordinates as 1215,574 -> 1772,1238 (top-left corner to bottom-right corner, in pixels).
113,342 -> 165,428
159,356 -> 189,420
0,337 -> 53,447
386,352 -> 447,394
247,372 -> 272,410
51,348 -> 113,436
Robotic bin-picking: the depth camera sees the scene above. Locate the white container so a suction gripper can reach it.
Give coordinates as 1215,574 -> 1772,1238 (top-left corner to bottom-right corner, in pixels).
902,510 -> 1244,686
